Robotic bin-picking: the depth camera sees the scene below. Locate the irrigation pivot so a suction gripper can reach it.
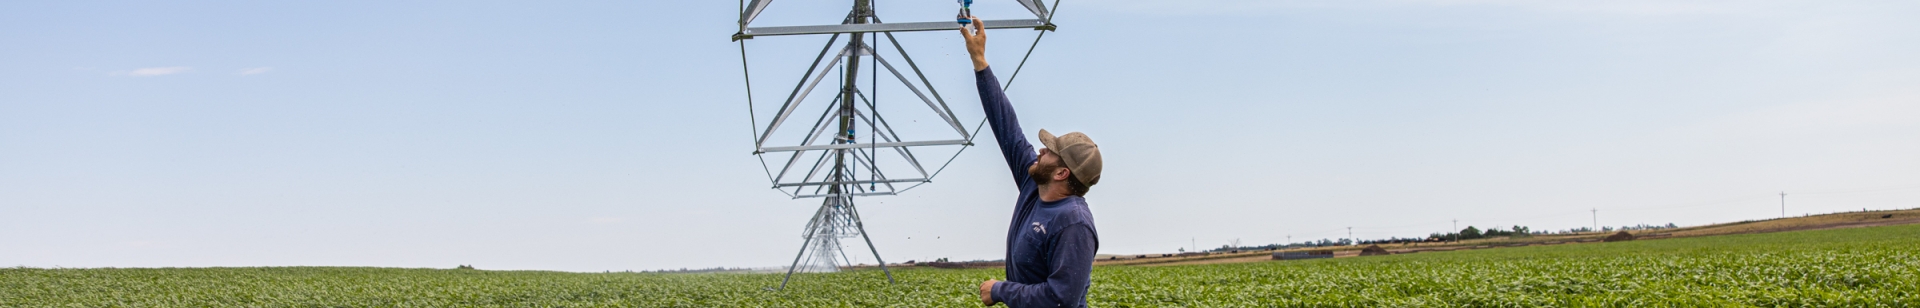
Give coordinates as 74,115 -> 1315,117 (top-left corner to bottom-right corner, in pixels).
732,0 -> 1060,290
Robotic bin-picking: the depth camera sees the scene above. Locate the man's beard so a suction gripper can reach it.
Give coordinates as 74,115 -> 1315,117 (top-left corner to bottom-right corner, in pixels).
1029,162 -> 1061,186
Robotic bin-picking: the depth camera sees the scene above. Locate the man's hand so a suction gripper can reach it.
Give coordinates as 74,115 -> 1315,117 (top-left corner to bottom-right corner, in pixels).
979,279 -> 997,306
960,16 -> 988,71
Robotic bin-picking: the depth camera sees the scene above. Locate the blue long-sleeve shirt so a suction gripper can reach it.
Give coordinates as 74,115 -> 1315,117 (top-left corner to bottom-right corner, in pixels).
976,67 -> 1099,308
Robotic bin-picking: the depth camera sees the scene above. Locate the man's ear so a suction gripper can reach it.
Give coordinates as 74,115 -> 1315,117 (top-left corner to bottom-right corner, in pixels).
1054,167 -> 1072,182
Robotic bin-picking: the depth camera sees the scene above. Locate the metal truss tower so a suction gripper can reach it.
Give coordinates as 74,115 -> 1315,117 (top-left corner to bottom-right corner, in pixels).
732,0 -> 1059,290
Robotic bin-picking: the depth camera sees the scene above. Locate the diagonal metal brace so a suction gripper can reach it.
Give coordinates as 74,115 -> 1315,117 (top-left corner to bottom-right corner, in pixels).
738,19 -> 1047,40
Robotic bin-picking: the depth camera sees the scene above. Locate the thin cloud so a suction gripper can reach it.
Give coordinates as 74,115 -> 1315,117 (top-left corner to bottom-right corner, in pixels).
1682,92 -> 1920,139
1086,0 -> 1786,16
112,66 -> 192,77
237,67 -> 273,76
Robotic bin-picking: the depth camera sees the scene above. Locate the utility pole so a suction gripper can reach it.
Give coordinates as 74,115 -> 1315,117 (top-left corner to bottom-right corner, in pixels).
1191,237 -> 1196,253
1780,191 -> 1787,218
1591,208 -> 1598,233
1452,219 -> 1458,242
1347,227 -> 1353,246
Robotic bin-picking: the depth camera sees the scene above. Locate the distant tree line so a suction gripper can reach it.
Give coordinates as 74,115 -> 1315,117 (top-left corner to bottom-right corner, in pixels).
1207,239 -> 1355,252
1428,225 -> 1531,241
1203,222 -> 1685,252
1538,223 -> 1679,235
640,266 -> 760,274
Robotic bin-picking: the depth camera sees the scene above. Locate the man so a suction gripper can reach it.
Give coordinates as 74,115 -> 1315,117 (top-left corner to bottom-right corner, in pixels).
963,16 -> 1103,308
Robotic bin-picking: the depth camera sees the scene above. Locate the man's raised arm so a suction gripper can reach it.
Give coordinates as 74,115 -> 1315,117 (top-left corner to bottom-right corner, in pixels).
964,16 -> 1036,187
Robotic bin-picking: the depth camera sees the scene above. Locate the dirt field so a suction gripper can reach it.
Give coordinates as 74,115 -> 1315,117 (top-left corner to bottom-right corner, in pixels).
1107,207 -> 1920,267
848,207 -> 1920,270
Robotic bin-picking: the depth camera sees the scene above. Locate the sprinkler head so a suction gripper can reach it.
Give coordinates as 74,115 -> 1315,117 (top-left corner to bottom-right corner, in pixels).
956,0 -> 973,25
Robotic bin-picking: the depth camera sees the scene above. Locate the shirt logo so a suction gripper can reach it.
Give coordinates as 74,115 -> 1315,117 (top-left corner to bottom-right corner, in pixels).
1031,222 -> 1047,234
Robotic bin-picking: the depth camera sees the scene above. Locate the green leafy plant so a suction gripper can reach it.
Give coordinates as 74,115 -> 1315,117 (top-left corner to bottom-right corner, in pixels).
5,224 -> 1916,307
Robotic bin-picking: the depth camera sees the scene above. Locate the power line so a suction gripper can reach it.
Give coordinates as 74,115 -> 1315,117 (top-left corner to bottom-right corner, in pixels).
1797,184 -> 1920,195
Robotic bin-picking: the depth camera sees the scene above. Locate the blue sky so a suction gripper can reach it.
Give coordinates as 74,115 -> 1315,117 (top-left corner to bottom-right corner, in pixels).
3,0 -> 1918,271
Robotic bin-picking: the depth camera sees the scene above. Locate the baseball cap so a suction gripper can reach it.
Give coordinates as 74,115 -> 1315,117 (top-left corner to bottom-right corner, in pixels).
1036,129 -> 1102,186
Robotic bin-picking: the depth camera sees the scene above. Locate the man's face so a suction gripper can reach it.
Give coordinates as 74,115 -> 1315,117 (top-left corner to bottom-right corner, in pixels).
1029,148 -> 1064,185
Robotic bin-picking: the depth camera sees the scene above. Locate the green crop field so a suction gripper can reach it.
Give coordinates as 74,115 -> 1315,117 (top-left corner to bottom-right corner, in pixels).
6,224 -> 1918,307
